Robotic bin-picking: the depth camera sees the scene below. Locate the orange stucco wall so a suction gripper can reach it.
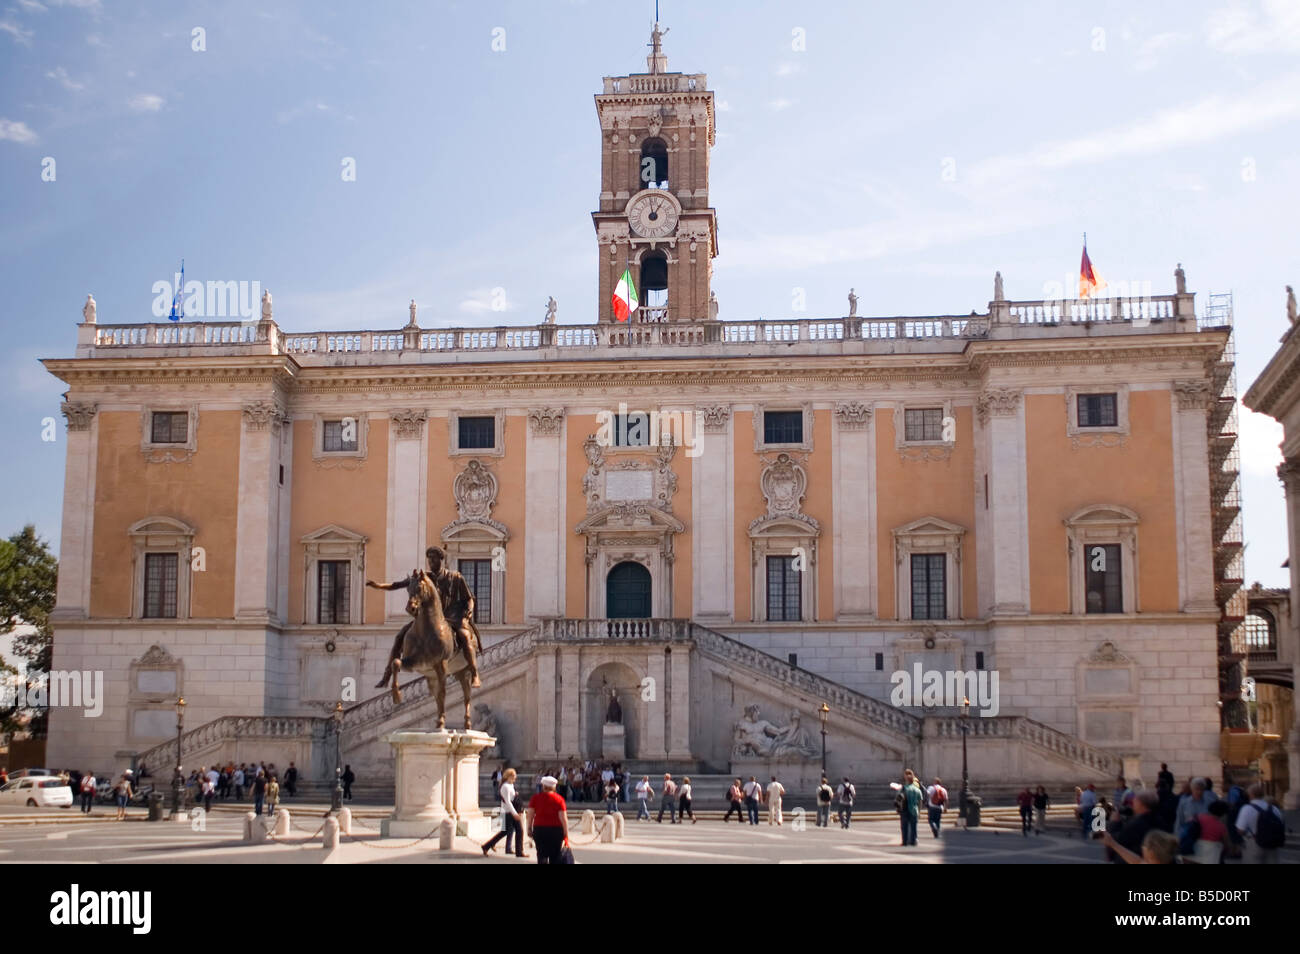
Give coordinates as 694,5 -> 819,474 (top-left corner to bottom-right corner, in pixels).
1025,390 -> 1179,613
873,405 -> 977,619
90,410 -> 240,618
287,416 -> 388,625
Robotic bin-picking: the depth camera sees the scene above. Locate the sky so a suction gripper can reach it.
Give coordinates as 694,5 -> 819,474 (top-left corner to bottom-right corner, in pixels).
1,0 -> 1297,589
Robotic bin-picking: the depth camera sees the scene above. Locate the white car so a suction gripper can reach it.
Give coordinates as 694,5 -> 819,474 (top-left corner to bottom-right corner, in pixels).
0,777 -> 74,808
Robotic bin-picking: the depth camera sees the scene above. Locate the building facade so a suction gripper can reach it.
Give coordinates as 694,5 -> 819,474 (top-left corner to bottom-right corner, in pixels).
43,30 -> 1229,792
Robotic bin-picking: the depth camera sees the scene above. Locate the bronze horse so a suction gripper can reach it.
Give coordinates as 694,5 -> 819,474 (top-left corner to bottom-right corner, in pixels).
394,568 -> 475,731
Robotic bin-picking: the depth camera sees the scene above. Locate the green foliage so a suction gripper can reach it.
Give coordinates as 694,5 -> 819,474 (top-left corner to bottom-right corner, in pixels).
0,526 -> 58,736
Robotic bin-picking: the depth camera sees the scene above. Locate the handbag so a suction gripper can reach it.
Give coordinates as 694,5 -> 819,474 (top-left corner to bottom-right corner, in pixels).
559,841 -> 575,865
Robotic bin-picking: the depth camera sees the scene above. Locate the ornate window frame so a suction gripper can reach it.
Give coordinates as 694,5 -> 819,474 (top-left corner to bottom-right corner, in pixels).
753,402 -> 814,454
449,409 -> 505,457
127,644 -> 184,744
140,405 -> 198,463
749,516 -> 819,623
1066,384 -> 1129,447
301,525 -> 368,626
313,412 -> 369,463
892,516 -> 965,621
128,516 -> 195,620
1065,504 -> 1139,614
894,400 -> 955,461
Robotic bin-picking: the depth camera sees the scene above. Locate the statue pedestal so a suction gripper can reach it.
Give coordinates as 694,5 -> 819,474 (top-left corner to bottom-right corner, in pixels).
380,730 -> 497,841
602,723 -> 626,761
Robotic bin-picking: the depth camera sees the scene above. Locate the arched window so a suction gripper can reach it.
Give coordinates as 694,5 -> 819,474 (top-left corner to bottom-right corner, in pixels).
640,250 -> 668,314
639,137 -> 668,190
1244,611 -> 1276,658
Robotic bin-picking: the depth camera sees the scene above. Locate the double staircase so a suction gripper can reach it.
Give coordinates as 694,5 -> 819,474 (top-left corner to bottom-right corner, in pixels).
138,620 -> 1121,792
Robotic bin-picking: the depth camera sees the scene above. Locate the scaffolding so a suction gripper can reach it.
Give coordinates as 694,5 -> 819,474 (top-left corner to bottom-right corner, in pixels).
1200,293 -> 1248,728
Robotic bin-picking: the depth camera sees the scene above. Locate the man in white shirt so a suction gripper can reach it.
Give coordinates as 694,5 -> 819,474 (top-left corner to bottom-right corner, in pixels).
635,776 -> 654,821
766,776 -> 786,826
79,772 -> 97,813
206,766 -> 219,790
837,777 -> 856,829
233,766 -> 245,801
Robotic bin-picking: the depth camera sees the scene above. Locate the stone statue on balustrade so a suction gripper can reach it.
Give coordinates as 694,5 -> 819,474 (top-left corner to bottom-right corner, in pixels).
993,271 -> 1005,302
545,296 -> 557,324
732,704 -> 819,760
261,288 -> 273,321
847,288 -> 858,317
1175,263 -> 1186,295
82,294 -> 97,324
1288,285 -> 1297,326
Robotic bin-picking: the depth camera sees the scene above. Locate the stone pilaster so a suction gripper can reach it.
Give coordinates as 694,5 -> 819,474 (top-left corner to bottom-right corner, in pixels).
834,402 -> 874,620
387,409 -> 427,622
977,388 -> 1029,615
525,408 -> 565,620
536,650 -> 558,758
1279,458 -> 1300,808
693,404 -> 732,621
234,402 -> 287,621
558,650 -> 580,757
52,402 -> 98,619
668,647 -> 691,758
645,650 -> 667,758
1172,383 -> 1218,613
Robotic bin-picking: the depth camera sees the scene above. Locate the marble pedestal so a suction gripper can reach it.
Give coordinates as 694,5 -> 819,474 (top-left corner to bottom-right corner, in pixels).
731,757 -> 823,793
380,730 -> 497,840
602,723 -> 626,761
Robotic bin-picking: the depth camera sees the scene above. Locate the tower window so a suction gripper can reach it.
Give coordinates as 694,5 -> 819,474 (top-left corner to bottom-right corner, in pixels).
640,251 -> 669,313
640,137 -> 668,190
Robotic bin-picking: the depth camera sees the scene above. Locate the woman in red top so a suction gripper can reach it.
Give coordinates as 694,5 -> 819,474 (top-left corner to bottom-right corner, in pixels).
528,775 -> 571,864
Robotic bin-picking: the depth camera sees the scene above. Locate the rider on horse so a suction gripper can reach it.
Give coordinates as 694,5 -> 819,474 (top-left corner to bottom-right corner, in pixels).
367,546 -> 482,689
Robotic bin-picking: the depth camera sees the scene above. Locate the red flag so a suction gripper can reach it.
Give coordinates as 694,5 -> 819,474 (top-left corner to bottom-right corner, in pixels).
1079,243 -> 1107,298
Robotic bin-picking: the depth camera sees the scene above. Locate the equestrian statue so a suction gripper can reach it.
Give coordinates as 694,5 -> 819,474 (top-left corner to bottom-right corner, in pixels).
366,546 -> 483,729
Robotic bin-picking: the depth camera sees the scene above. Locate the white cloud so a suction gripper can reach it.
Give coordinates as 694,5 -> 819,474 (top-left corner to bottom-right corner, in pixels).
85,33 -> 105,47
1239,403 -> 1283,478
967,72 -> 1300,187
16,0 -> 47,11
1207,0 -> 1300,53
0,19 -> 34,43
0,119 -> 38,143
276,101 -> 331,125
128,93 -> 164,112
716,99 -> 731,112
1134,31 -> 1189,70
458,288 -> 512,316
767,98 -> 794,111
46,66 -> 84,91
48,0 -> 102,9
776,62 -> 800,77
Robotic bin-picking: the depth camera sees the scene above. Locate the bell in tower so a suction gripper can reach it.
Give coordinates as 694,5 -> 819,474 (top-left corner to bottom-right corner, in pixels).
592,23 -> 719,324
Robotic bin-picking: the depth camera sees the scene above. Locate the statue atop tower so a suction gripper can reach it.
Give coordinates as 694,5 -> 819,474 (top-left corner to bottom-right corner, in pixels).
647,21 -> 669,74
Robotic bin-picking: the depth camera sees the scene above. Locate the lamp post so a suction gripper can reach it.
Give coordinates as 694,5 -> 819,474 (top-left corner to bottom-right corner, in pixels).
818,703 -> 830,776
958,696 -> 970,823
170,697 -> 186,819
331,701 -> 344,813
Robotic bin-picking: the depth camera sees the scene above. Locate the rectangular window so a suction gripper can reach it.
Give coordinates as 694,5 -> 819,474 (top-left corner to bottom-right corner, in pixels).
317,560 -> 351,624
614,412 -> 652,447
150,412 -> 188,444
875,652 -> 884,671
910,553 -> 946,620
1077,393 -> 1118,428
459,558 -> 492,624
975,651 -> 985,671
143,553 -> 178,618
763,410 -> 803,445
904,408 -> 944,442
765,555 -> 801,621
1084,543 -> 1123,613
322,420 -> 358,453
457,416 -> 496,450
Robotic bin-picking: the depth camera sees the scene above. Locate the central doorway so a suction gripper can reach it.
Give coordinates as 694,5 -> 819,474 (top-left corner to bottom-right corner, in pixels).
606,561 -> 651,618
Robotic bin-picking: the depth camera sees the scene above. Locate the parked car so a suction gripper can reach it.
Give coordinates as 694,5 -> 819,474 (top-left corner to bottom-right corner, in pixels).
0,777 -> 73,808
5,768 -> 51,780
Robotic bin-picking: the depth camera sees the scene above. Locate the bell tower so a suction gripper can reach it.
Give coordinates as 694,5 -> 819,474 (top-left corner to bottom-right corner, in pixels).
592,23 -> 718,323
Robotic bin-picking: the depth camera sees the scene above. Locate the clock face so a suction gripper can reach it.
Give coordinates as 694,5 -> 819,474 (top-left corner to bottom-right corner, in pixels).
627,192 -> 679,239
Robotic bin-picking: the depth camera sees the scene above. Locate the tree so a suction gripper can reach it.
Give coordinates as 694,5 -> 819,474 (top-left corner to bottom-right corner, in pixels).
0,526 -> 58,736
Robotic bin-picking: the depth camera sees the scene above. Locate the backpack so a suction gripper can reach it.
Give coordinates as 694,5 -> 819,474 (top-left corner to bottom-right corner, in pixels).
1253,804 -> 1286,850
818,785 -> 832,804
893,791 -> 905,812
933,786 -> 947,807
840,784 -> 855,805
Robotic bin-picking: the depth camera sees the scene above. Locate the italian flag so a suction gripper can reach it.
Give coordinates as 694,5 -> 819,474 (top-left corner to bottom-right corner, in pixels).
612,268 -> 638,322
1079,243 -> 1107,299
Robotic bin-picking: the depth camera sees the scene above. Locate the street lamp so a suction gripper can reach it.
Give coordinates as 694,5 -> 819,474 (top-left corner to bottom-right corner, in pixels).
818,703 -> 830,776
958,696 -> 970,824
331,701 -> 344,813
170,697 -> 186,819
